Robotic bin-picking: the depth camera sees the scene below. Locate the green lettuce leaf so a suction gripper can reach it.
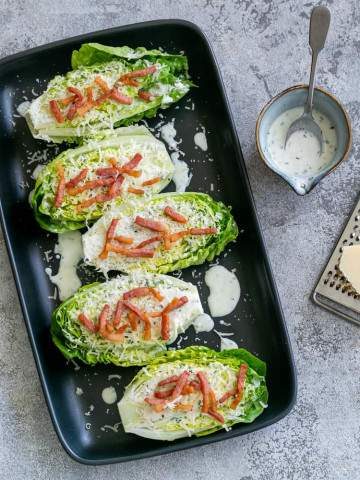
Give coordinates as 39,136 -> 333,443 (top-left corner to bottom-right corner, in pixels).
71,43 -> 188,74
51,273 -> 203,367
118,346 -> 268,440
25,44 -> 192,143
83,192 -> 238,274
31,126 -> 174,233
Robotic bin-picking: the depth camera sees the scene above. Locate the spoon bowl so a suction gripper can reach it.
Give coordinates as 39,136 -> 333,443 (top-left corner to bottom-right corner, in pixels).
285,111 -> 323,156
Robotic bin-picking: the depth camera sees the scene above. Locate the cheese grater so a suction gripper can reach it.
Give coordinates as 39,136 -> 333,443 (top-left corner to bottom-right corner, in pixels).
313,195 -> 360,325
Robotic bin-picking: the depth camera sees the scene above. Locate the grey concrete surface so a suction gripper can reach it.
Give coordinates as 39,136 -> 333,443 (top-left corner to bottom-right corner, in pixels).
0,0 -> 359,479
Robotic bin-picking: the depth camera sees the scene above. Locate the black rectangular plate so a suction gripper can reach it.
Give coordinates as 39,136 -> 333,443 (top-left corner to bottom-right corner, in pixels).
0,20 -> 296,464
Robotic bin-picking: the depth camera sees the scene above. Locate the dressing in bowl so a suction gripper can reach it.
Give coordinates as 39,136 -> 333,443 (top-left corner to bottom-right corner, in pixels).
256,85 -> 351,195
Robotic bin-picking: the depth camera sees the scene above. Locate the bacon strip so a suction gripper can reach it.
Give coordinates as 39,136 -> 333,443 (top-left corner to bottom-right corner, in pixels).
67,177 -> 115,196
86,86 -> 94,103
93,91 -> 111,107
208,409 -> 225,423
135,216 -> 168,232
145,396 -> 166,407
138,90 -> 154,102
157,375 -> 179,387
134,235 -> 163,249
49,100 -> 64,123
54,165 -> 66,208
163,296 -> 188,314
58,95 -> 76,106
189,227 -> 217,235
95,76 -> 111,93
123,287 -> 163,301
154,387 -> 174,399
66,102 -> 77,120
98,304 -> 110,335
128,187 -> 144,195
142,177 -> 161,187
164,206 -> 188,224
197,371 -> 211,413
76,193 -> 112,211
76,102 -> 93,117
96,167 -> 119,177
181,384 -> 195,395
126,169 -> 142,178
120,77 -> 139,87
109,88 -> 133,105
121,65 -> 157,79
169,371 -> 190,401
65,168 -> 88,189
166,227 -> 218,244
99,218 -> 119,259
113,300 -> 124,327
161,312 -> 170,341
174,403 -> 193,412
230,364 -> 248,409
123,300 -> 151,340
103,323 -> 128,343
108,174 -> 124,198
219,389 -> 237,404
113,235 -> 133,245
78,313 -> 98,333
106,244 -> 155,257
68,86 -> 84,105
122,153 -> 143,172
127,311 -> 138,331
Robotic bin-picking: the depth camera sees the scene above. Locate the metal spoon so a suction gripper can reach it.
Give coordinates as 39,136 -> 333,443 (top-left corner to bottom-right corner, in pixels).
285,6 -> 331,154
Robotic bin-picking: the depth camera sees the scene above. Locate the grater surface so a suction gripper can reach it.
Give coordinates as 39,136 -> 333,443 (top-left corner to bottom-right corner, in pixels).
313,195 -> 360,325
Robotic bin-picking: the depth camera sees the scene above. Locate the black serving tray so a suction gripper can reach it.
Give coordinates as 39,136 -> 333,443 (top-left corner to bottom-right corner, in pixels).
0,20 -> 296,464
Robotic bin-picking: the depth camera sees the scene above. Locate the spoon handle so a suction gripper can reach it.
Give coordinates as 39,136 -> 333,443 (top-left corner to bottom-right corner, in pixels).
304,6 -> 331,114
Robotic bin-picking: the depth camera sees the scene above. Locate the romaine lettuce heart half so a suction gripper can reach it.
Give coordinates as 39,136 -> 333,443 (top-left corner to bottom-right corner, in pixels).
82,192 -> 238,274
118,346 -> 268,440
31,126 -> 174,233
24,44 -> 192,143
51,273 -> 203,367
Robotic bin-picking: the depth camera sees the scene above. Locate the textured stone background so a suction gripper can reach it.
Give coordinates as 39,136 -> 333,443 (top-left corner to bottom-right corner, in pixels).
0,0 -> 359,479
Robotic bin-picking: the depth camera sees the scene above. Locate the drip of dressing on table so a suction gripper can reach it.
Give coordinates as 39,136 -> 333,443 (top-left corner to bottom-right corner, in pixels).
205,265 -> 241,317
193,313 -> 214,333
101,386 -> 117,405
160,120 -> 192,192
45,231 -> 83,301
267,107 -> 337,193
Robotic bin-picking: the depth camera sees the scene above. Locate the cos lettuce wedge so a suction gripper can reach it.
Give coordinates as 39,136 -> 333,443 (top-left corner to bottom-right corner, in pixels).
31,126 -> 174,233
83,192 -> 238,274
24,44 -> 192,143
118,346 -> 268,441
51,273 -> 203,367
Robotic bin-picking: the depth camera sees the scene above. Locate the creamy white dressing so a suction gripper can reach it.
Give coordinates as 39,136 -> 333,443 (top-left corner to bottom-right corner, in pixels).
194,127 -> 208,151
220,337 -> 239,350
31,164 -> 44,180
101,386 -> 117,405
16,100 -> 31,117
45,231 -> 83,301
171,151 -> 192,192
205,265 -> 241,317
267,107 -> 337,193
193,313 -> 214,333
160,119 -> 192,192
75,387 -> 84,396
